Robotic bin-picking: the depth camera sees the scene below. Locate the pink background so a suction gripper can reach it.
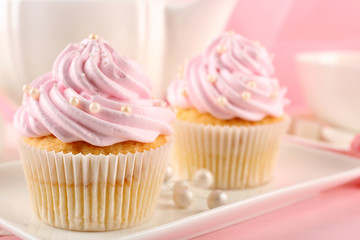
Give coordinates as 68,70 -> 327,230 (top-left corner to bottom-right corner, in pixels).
226,0 -> 360,110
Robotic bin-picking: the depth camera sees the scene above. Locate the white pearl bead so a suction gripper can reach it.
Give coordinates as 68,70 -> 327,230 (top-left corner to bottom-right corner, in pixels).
69,97 -> 80,107
241,91 -> 251,100
80,73 -> 85,78
207,74 -> 216,84
121,105 -> 132,113
89,52 -> 95,58
163,166 -> 173,183
22,84 -> 31,94
217,96 -> 227,106
173,187 -> 193,208
192,169 -> 214,188
29,88 -> 40,100
89,102 -> 101,113
173,180 -> 190,194
217,44 -> 227,54
207,190 -> 228,209
247,81 -> 257,88
180,88 -> 188,98
271,92 -> 278,100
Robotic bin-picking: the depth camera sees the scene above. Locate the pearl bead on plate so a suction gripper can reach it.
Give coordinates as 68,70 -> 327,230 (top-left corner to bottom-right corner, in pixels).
207,190 -> 229,209
192,169 -> 214,188
163,166 -> 173,183
29,88 -> 40,100
173,185 -> 193,208
172,180 -> 190,194
89,102 -> 101,113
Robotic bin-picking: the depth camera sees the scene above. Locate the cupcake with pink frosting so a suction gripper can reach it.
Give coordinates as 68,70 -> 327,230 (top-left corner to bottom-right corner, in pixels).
14,34 -> 175,231
167,31 -> 289,189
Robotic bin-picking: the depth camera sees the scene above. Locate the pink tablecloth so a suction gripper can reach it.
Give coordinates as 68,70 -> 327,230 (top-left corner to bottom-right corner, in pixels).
1,181 -> 360,240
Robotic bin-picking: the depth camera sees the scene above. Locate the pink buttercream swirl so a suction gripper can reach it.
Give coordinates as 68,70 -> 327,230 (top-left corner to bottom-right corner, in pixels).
167,32 -> 289,121
14,37 -> 175,146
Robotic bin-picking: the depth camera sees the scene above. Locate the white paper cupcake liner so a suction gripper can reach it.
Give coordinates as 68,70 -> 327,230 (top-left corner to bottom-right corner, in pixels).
18,138 -> 173,231
172,117 -> 290,189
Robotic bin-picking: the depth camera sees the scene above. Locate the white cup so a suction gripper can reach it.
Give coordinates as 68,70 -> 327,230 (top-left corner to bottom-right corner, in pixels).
296,51 -> 360,133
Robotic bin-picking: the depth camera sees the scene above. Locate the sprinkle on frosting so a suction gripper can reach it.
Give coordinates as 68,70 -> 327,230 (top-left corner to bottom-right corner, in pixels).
166,31 -> 289,121
13,35 -> 175,146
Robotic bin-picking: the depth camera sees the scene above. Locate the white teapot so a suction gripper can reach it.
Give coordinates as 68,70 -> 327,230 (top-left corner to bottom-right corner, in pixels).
0,0 -> 237,103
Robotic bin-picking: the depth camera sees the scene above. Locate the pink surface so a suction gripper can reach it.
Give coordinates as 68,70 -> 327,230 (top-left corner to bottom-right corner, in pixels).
226,0 -> 360,110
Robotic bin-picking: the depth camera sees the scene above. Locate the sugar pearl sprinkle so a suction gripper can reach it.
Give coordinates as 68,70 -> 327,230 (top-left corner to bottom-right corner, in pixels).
217,96 -> 227,106
69,97 -> 80,107
217,44 -> 227,55
247,81 -> 257,88
22,84 -> 31,94
89,33 -> 99,40
180,88 -> 188,98
271,92 -> 279,100
80,73 -> 86,78
29,88 -> 40,100
89,102 -> 101,113
207,74 -> 216,84
120,105 -> 132,113
241,91 -> 251,101
154,100 -> 167,108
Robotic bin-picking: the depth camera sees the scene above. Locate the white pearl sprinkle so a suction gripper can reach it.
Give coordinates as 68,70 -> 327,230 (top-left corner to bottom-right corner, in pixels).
217,96 -> 227,106
164,166 -> 173,183
29,88 -> 40,100
207,190 -> 229,209
101,53 -> 107,58
95,48 -> 100,52
271,92 -> 279,100
173,186 -> 193,208
241,91 -> 251,100
89,33 -> 99,40
76,52 -> 80,56
247,81 -> 257,88
207,74 -> 216,84
180,88 -> 188,98
80,73 -> 85,78
53,83 -> 58,87
89,102 -> 101,113
22,84 -> 31,94
192,169 -> 214,188
154,100 -> 167,108
103,60 -> 108,65
217,44 -> 227,54
69,97 -> 80,107
120,105 -> 132,113
89,52 -> 95,57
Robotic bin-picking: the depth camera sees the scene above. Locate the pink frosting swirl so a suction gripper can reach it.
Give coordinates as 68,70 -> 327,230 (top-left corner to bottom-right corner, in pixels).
14,36 -> 175,146
167,32 -> 289,121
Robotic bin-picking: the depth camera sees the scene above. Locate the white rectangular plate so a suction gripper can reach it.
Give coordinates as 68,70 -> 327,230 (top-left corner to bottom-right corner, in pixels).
1,142 -> 360,240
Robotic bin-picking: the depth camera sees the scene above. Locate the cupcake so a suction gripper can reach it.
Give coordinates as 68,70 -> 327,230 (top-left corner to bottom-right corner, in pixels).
13,34 -> 175,231
167,31 -> 289,189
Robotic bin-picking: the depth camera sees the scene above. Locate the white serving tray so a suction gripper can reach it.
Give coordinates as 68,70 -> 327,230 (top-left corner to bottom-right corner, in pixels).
1,142 -> 360,240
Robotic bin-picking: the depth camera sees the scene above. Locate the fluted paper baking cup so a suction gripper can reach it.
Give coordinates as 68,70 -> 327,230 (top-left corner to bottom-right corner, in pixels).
172,117 -> 289,189
18,138 -> 173,231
